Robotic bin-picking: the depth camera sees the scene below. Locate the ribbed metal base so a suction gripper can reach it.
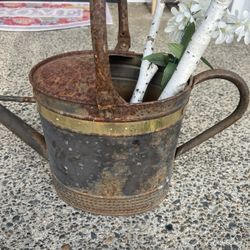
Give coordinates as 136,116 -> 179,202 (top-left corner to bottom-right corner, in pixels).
52,175 -> 168,216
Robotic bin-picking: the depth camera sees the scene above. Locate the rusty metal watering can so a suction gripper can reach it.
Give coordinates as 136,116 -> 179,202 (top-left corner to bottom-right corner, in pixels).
0,0 -> 249,216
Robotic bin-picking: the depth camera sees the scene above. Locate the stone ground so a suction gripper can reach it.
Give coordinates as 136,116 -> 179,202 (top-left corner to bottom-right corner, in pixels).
0,3 -> 249,250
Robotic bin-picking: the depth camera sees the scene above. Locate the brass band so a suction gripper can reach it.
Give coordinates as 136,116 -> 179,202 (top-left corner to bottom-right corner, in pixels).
38,104 -> 183,136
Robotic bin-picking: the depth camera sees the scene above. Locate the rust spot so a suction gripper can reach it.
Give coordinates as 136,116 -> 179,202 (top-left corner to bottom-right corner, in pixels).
30,52 -> 191,122
140,166 -> 167,193
91,169 -> 126,196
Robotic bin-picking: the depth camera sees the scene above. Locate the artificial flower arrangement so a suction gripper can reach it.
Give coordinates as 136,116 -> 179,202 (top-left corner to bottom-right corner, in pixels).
130,0 -> 250,103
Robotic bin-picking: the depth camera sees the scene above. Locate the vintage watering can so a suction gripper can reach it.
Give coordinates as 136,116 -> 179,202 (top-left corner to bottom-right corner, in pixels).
0,0 -> 249,216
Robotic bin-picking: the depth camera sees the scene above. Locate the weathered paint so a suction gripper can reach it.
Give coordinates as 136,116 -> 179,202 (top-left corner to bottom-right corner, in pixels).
41,115 -> 182,215
41,117 -> 182,196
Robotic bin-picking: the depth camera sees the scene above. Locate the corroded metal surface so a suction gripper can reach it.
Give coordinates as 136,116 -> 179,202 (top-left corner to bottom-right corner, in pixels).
53,175 -> 167,216
0,96 -> 35,103
42,116 -> 181,195
0,103 -> 48,159
40,113 -> 182,215
30,51 -> 98,105
90,0 -> 126,110
115,0 -> 131,51
175,69 -> 250,157
30,52 -> 191,122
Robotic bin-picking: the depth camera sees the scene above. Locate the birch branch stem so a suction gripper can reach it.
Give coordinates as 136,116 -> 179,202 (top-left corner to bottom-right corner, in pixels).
159,0 -> 232,100
130,0 -> 165,103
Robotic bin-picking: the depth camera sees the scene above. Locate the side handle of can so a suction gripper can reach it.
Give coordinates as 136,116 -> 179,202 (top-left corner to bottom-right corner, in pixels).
175,69 -> 249,157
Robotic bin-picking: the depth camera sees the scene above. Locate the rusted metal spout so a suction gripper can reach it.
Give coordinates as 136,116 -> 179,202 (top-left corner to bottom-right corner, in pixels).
0,95 -> 36,103
0,103 -> 48,160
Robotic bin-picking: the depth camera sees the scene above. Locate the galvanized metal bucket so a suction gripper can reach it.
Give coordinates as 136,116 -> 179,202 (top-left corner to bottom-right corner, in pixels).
0,0 -> 249,216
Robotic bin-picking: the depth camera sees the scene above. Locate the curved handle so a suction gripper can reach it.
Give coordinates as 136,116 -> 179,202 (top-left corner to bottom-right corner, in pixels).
175,69 -> 249,157
90,0 -> 126,108
115,0 -> 131,52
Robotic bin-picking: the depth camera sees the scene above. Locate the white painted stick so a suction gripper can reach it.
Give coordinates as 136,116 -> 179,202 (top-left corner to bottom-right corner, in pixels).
159,0 -> 232,100
130,0 -> 165,103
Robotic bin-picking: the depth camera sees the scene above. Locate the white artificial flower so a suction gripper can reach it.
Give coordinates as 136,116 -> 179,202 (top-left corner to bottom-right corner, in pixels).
165,1 -> 196,42
165,0 -> 250,45
212,21 -> 235,44
192,0 -> 211,26
234,10 -> 250,45
212,11 -> 237,44
164,18 -> 184,42
179,0 -> 195,11
165,0 -> 211,42
179,0 -> 210,13
192,0 -> 211,13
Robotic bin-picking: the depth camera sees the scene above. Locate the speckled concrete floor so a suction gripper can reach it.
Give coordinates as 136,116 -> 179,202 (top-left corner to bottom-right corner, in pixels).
0,3 -> 249,250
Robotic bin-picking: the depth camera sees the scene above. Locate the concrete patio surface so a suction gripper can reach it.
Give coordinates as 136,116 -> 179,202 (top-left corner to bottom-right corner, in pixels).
0,3 -> 249,250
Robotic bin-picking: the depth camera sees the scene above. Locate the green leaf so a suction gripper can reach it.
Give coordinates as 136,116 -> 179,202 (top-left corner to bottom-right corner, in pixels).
168,43 -> 184,59
201,57 -> 214,69
160,62 -> 177,88
181,22 -> 196,48
143,53 -> 169,67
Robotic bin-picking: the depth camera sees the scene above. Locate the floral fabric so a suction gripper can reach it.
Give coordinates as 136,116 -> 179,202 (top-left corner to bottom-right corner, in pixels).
0,1 -> 112,31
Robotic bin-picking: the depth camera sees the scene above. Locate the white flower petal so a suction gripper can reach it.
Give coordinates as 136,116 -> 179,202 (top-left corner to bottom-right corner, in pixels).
178,22 -> 186,30
171,7 -> 178,16
235,26 -> 245,38
215,31 -> 226,44
244,30 -> 250,44
225,10 -> 237,23
212,30 -> 219,39
173,31 -> 183,43
226,34 -> 234,44
233,9 -> 239,18
198,0 -> 211,12
180,0 -> 192,7
190,4 -> 200,13
184,11 -> 191,18
179,4 -> 188,13
218,21 -> 226,28
165,26 -> 174,33
242,10 -> 249,19
176,13 -> 184,23
237,34 -> 242,42
189,16 -> 195,23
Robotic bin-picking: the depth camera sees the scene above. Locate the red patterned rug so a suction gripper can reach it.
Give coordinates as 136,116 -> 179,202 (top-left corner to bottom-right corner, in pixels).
0,1 -> 112,31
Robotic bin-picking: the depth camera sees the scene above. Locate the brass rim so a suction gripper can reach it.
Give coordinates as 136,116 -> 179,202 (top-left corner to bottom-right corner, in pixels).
38,105 -> 183,136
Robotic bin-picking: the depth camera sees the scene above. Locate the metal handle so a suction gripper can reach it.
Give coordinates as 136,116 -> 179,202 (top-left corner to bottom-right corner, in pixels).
90,0 -> 126,108
115,0 -> 131,51
175,69 -> 249,157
